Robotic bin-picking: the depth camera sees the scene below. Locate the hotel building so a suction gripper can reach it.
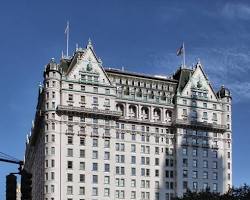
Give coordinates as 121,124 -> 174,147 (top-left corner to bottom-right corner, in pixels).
24,41 -> 232,200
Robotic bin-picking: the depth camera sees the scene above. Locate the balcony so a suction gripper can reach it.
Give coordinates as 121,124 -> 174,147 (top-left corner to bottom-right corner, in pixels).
174,119 -> 227,132
57,105 -> 122,118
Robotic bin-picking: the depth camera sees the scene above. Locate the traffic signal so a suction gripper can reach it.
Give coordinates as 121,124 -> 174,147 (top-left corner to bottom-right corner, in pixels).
6,174 -> 17,200
21,169 -> 32,200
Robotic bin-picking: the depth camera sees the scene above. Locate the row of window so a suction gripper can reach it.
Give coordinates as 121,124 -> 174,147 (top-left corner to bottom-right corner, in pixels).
183,170 -> 218,180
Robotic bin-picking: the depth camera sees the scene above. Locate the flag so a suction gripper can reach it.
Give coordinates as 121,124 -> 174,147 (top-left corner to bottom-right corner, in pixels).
176,44 -> 184,56
65,21 -> 69,35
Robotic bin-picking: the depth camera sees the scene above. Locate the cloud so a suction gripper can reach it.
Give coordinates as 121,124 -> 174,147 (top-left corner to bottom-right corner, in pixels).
221,3 -> 250,20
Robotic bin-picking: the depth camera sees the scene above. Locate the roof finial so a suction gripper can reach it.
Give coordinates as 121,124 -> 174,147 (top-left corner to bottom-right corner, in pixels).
197,58 -> 201,64
87,38 -> 93,49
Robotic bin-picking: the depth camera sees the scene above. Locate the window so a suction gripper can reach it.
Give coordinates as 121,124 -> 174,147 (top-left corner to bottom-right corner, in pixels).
92,187 -> 98,196
155,169 -> 159,177
92,150 -> 98,159
67,173 -> 73,182
67,186 -> 73,195
131,179 -> 136,187
213,151 -> 218,158
213,183 -> 218,192
131,156 -> 136,164
193,149 -> 197,157
69,84 -> 73,89
92,163 -> 98,171
105,89 -> 110,94
203,171 -> 208,179
93,87 -> 98,93
213,161 -> 217,169
67,136 -> 73,144
203,103 -> 207,108
131,191 -> 136,199
51,172 -> 54,180
131,134 -> 136,141
104,176 -> 110,184
104,140 -> 110,148
203,160 -> 208,168
203,112 -> 208,119
203,150 -> 208,157
131,168 -> 136,176
80,149 -> 85,158
68,94 -> 73,101
193,182 -> 198,190
51,159 -> 55,167
80,162 -> 85,170
93,139 -> 98,147
80,96 -> 85,103
67,161 -> 73,169
131,144 -> 136,152
81,85 -> 85,91
51,134 -> 55,142
104,188 -> 110,197
193,159 -> 198,167
212,113 -> 217,121
80,137 -> 85,146
203,183 -> 208,190
67,148 -> 73,157
155,158 -> 159,166
104,152 -> 110,160
193,171 -> 198,179
213,172 -> 218,180
79,187 -> 85,195
79,174 -> 85,182
213,104 -> 217,109
182,148 -> 187,156
92,175 -> 98,183
183,170 -> 188,178
93,97 -> 98,104
104,164 -> 110,172
183,99 -> 187,105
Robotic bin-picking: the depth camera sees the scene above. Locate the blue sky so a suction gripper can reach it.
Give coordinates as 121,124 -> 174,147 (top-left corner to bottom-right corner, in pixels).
0,0 -> 250,198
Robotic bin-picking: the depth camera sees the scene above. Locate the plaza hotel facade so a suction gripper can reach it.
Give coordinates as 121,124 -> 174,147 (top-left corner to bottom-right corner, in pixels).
24,41 -> 232,200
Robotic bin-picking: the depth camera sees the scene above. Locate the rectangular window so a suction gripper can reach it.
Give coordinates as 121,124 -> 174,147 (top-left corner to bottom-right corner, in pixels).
67,136 -> 73,144
67,161 -> 73,169
69,84 -> 73,89
67,148 -> 73,157
79,162 -> 85,170
80,149 -> 85,158
93,97 -> 98,104
80,137 -> 85,146
68,94 -> 73,101
79,174 -> 85,182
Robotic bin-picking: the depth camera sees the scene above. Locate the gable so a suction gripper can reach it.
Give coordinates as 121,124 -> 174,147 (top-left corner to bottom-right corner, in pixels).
66,46 -> 111,85
181,64 -> 218,101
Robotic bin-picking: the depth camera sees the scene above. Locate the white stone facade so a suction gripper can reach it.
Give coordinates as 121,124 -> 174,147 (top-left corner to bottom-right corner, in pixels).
24,42 -> 232,200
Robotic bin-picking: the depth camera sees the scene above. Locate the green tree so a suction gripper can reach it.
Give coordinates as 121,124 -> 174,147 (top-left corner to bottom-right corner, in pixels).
175,185 -> 250,200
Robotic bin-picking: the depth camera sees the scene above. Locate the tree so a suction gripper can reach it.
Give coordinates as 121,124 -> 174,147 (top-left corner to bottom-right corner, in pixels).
174,185 -> 250,200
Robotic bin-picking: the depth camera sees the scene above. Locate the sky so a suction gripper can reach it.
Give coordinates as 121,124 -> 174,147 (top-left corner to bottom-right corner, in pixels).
0,0 -> 250,198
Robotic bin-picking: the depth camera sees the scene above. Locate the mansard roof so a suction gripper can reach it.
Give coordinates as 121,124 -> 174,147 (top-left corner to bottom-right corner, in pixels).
173,66 -> 193,92
105,68 -> 178,83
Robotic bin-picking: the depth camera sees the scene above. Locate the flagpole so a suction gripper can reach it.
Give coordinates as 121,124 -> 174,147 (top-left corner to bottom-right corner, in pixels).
66,21 -> 69,57
183,42 -> 185,67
